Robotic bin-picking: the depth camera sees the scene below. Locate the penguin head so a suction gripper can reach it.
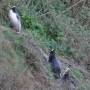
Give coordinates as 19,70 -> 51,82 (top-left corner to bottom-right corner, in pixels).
49,49 -> 55,62
49,49 -> 55,56
11,6 -> 17,13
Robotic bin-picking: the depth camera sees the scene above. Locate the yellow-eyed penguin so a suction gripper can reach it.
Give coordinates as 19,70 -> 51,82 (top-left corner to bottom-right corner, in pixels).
48,49 -> 62,79
9,6 -> 21,33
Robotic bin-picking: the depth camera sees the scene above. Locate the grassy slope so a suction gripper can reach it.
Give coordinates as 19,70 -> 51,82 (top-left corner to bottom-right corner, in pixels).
0,26 -> 90,90
0,26 -> 54,90
0,0 -> 90,89
0,27 -> 26,73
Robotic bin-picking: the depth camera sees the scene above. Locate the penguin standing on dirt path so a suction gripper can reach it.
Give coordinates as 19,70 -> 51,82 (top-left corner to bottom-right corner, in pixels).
9,6 -> 21,33
48,49 -> 61,79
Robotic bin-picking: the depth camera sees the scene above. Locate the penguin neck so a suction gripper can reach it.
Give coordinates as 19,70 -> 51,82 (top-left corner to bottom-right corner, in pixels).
49,55 -> 56,62
10,10 -> 15,14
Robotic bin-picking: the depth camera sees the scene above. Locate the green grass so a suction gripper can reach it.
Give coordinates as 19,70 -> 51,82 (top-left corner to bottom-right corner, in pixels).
0,0 -> 90,89
71,69 -> 85,82
0,28 -> 26,74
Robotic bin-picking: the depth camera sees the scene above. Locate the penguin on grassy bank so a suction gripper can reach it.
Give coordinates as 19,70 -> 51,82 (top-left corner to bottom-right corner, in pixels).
48,49 -> 62,79
62,65 -> 71,81
9,6 -> 21,33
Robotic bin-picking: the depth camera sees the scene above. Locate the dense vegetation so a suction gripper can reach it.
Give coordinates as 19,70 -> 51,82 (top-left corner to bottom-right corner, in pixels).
0,0 -> 90,90
2,0 -> 89,65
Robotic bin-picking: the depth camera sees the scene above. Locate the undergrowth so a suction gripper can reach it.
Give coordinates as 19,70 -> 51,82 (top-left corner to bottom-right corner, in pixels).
0,0 -> 90,89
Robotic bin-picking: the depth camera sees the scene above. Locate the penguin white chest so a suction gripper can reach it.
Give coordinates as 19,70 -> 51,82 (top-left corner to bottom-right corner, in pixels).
9,10 -> 19,25
9,10 -> 21,33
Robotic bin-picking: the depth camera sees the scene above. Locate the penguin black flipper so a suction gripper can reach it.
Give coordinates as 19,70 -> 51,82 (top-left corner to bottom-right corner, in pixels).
16,14 -> 20,20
